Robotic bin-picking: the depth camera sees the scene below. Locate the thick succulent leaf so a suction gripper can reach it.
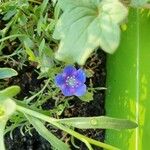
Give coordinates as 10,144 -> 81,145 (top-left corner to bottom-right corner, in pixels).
0,68 -> 18,79
53,0 -> 128,65
58,116 -> 137,130
26,115 -> 70,150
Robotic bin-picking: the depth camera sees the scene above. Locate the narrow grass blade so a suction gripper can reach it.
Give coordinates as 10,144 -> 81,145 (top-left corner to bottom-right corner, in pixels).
25,115 -> 70,150
58,116 -> 137,130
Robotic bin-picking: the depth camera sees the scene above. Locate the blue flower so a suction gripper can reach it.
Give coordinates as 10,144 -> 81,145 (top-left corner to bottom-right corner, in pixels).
55,65 -> 86,96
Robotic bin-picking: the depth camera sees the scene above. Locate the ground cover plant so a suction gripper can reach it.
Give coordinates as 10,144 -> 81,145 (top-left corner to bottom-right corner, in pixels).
1,0 -> 149,149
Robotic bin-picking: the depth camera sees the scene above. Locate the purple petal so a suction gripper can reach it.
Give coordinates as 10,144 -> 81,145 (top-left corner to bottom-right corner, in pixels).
55,74 -> 65,87
61,85 -> 75,96
63,65 -> 76,76
75,84 -> 86,97
76,69 -> 86,83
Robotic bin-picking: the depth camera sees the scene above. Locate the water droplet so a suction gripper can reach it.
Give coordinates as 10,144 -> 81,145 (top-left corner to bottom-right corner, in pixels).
90,119 -> 97,126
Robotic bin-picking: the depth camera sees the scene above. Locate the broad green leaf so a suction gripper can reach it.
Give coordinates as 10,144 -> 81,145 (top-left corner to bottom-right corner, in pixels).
105,9 -> 150,150
0,68 -> 18,79
0,99 -> 16,150
131,0 -> 150,6
26,115 -> 70,150
58,116 -> 137,130
0,86 -> 20,99
53,0 -> 128,65
58,0 -> 100,11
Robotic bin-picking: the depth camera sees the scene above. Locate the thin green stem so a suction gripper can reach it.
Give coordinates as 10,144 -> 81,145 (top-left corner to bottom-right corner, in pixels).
0,12 -> 20,52
25,78 -> 51,104
83,139 -> 93,150
0,34 -> 26,43
16,105 -> 119,150
28,0 -> 41,4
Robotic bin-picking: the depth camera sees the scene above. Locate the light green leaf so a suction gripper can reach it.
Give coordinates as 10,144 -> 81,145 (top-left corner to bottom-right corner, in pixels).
40,0 -> 49,15
0,98 -> 16,119
23,37 -> 36,61
131,0 -> 150,6
3,8 -> 17,21
0,68 -> 18,79
25,47 -> 37,61
18,13 -> 28,26
0,120 -> 7,150
26,115 -> 70,150
0,86 -> 20,99
53,0 -> 128,65
79,91 -> 93,102
105,9 -> 150,149
58,116 -> 138,130
58,0 -> 99,11
39,39 -> 45,53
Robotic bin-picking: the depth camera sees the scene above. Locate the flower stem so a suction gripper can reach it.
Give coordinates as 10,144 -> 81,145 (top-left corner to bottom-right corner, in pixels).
25,78 -> 51,104
16,105 -> 119,150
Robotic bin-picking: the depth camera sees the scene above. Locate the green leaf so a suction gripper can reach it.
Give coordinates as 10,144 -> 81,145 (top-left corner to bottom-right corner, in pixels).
0,86 -> 20,99
0,120 -> 7,150
23,37 -> 36,61
0,98 -> 16,119
26,115 -> 70,150
79,91 -> 93,102
25,47 -> 37,61
105,9 -> 150,149
40,0 -> 49,16
18,13 -> 28,26
0,68 -> 18,79
58,116 -> 137,130
39,39 -> 45,53
53,0 -> 128,65
131,0 -> 150,6
3,8 -> 17,21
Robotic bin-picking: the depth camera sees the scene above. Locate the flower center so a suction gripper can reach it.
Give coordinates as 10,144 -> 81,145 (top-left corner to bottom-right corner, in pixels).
66,76 -> 77,87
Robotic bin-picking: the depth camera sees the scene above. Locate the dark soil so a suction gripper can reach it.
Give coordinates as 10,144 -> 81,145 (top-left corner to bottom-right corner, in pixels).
4,50 -> 106,150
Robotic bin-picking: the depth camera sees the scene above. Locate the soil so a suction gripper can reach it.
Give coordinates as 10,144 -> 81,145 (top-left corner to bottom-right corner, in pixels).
4,50 -> 106,150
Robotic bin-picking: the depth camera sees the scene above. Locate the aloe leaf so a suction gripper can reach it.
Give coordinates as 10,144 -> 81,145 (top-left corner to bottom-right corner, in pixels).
105,9 -> 150,150
53,0 -> 128,65
58,116 -> 137,130
25,115 -> 70,150
0,68 -> 18,79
